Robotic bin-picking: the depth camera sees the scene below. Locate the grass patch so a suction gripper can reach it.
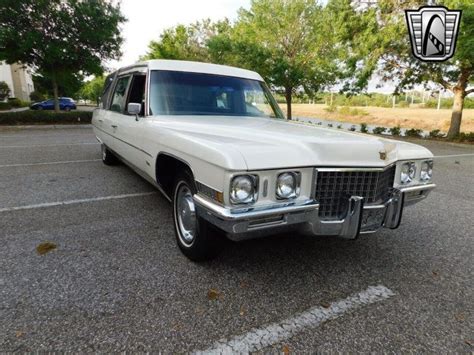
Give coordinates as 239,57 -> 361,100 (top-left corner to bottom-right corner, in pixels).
0,110 -> 92,125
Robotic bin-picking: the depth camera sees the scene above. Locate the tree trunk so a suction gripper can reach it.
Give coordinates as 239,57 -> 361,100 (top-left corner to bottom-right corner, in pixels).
285,86 -> 292,120
52,75 -> 60,113
447,88 -> 464,139
447,69 -> 469,139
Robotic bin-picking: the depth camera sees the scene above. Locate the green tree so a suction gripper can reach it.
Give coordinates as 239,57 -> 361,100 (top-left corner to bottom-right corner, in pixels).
0,0 -> 125,112
143,19 -> 229,62
332,0 -> 474,138
32,70 -> 84,100
222,0 -> 341,119
0,81 -> 10,101
81,76 -> 106,105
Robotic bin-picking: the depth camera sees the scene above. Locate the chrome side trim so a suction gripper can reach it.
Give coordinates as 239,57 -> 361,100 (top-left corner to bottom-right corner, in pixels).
105,144 -> 172,202
93,124 -> 153,157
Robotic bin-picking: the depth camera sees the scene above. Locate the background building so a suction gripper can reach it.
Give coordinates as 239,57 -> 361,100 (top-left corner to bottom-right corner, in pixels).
0,61 -> 34,101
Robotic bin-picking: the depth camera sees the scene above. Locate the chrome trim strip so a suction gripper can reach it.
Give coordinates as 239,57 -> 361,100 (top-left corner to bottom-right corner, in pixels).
399,183 -> 436,193
316,163 -> 396,172
193,194 -> 318,221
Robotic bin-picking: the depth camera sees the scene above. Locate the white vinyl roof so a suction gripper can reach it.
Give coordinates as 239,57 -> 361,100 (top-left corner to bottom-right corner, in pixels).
121,59 -> 264,81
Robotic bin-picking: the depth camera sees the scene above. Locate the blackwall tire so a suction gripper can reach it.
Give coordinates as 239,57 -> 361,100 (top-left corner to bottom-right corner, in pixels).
101,144 -> 120,166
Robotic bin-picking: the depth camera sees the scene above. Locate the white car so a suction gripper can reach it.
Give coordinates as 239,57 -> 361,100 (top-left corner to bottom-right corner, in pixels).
92,60 -> 435,261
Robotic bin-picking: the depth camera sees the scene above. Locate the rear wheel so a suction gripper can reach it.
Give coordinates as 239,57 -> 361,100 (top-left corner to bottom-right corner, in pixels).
173,172 -> 223,261
101,144 -> 119,165
64,106 -> 71,112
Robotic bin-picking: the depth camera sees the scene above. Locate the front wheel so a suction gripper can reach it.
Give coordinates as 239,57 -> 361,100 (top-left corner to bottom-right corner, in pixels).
173,172 -> 223,261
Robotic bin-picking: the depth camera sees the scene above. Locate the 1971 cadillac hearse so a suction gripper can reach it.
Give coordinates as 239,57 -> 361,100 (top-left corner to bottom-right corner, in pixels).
92,60 -> 436,261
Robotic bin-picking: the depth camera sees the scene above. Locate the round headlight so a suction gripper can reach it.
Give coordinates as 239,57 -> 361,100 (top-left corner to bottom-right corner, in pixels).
420,160 -> 433,181
230,175 -> 256,204
400,162 -> 416,184
276,172 -> 298,199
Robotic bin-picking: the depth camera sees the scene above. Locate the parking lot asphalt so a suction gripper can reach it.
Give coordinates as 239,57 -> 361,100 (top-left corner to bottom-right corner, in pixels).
0,126 -> 473,352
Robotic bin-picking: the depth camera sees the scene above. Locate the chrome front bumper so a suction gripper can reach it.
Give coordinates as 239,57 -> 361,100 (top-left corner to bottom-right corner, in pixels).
194,184 -> 435,241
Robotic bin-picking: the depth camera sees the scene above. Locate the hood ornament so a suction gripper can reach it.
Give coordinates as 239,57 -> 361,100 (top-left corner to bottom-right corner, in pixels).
379,151 -> 387,160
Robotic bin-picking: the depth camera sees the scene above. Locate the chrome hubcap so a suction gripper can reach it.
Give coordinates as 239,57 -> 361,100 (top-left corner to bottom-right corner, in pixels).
176,184 -> 197,245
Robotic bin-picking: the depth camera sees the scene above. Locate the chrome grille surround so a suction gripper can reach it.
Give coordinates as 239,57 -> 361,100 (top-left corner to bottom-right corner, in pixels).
314,165 -> 396,220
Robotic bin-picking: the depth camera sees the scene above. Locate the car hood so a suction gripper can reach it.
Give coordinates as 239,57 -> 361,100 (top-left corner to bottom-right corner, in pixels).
154,115 -> 433,170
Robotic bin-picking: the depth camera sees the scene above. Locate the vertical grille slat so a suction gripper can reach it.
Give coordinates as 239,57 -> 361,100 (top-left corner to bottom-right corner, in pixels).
315,166 -> 396,220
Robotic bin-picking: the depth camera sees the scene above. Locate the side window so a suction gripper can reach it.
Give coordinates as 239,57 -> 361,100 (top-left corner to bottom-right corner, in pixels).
101,73 -> 116,109
126,75 -> 146,115
110,76 -> 131,113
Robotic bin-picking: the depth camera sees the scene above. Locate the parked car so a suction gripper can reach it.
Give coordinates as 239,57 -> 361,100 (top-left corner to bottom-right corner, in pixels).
92,60 -> 436,261
30,97 -> 77,111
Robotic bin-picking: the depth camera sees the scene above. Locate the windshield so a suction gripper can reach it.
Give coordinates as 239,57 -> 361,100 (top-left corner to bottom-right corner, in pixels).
149,70 -> 284,119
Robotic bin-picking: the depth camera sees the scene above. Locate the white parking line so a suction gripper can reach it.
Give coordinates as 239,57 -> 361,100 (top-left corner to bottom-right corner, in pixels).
0,159 -> 101,168
433,153 -> 474,159
0,192 -> 156,213
195,285 -> 395,354
0,142 -> 99,148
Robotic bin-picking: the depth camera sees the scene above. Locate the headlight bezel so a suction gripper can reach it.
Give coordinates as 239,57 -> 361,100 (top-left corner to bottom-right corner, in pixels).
400,161 -> 416,184
276,171 -> 301,200
420,160 -> 433,182
229,174 -> 259,205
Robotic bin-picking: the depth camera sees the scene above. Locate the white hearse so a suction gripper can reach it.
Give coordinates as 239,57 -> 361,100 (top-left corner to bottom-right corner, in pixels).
92,60 -> 435,261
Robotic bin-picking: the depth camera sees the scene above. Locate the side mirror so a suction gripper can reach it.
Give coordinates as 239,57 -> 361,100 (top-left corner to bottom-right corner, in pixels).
127,102 -> 141,116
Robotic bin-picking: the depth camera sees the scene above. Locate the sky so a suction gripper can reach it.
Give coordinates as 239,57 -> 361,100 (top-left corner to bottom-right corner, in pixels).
109,0 -> 250,70
109,0 -> 429,95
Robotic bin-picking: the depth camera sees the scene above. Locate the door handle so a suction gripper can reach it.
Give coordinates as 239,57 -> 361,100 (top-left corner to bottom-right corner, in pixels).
111,125 -> 118,128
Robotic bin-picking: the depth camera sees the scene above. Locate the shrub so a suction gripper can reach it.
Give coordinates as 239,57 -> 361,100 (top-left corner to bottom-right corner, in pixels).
337,124 -> 342,129
30,90 -> 45,102
338,106 -> 368,116
389,126 -> 401,136
338,106 -> 351,115
398,101 -> 410,108
7,98 -> 29,108
0,110 -> 92,125
0,102 -> 12,111
405,128 -> 423,138
451,132 -> 474,143
373,126 -> 387,135
327,123 -> 333,127
0,81 -> 10,101
429,129 -> 445,139
324,104 -> 337,113
348,125 -> 357,131
360,123 -> 369,133
351,108 -> 368,116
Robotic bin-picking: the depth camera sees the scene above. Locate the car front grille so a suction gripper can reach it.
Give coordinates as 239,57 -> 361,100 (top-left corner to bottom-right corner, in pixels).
315,166 -> 396,220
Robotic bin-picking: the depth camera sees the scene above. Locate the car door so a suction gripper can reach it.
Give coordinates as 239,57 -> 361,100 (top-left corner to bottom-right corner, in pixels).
44,99 -> 54,110
113,73 -> 150,173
